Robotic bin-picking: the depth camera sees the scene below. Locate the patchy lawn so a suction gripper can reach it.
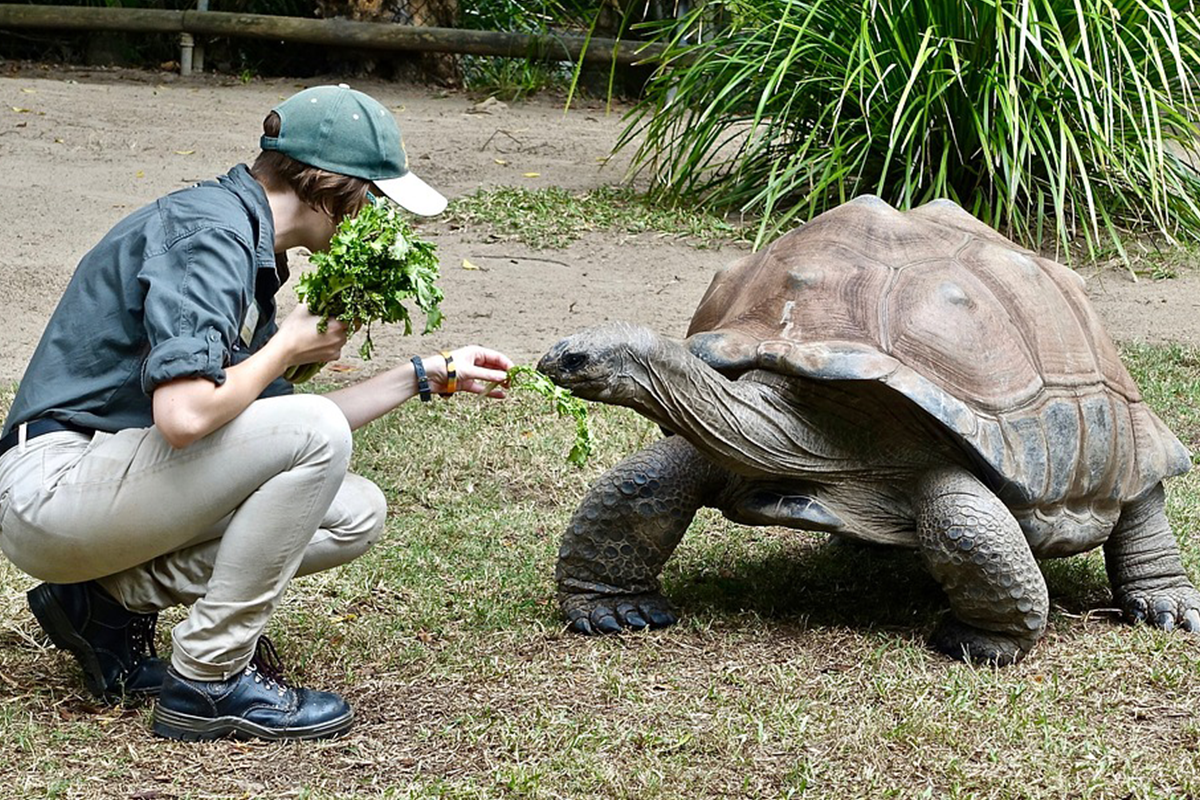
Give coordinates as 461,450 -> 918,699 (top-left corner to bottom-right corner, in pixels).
1,340 -> 1198,799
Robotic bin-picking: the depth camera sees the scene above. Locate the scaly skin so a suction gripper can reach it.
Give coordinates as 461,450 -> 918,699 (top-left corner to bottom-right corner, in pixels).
557,436 -> 724,634
1105,484 -> 1200,632
914,467 -> 1048,665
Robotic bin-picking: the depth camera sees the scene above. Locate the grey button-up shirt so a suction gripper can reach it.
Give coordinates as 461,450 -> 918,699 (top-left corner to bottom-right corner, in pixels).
3,164 -> 293,437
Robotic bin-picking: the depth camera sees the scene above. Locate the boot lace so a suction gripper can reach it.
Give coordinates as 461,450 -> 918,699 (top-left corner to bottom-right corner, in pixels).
246,635 -> 291,698
124,612 -> 159,666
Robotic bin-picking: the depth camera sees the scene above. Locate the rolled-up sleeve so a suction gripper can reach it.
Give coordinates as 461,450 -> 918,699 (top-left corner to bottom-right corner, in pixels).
140,227 -> 254,394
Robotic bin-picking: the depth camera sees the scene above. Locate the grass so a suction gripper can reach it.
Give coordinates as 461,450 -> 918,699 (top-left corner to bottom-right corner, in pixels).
445,185 -> 751,249
1,336 -> 1199,798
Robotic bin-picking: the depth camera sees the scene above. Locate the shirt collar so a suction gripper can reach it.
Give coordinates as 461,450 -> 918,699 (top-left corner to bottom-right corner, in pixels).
218,164 -> 279,275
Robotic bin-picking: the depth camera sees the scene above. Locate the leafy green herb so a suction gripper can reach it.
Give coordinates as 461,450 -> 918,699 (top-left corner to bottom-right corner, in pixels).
286,198 -> 444,383
507,365 -> 593,466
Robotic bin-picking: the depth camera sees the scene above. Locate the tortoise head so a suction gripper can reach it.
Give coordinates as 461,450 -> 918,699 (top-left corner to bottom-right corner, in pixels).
537,322 -> 665,406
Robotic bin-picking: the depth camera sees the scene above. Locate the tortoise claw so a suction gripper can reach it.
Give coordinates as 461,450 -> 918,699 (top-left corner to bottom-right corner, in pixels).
592,609 -> 624,634
564,601 -> 624,634
566,608 -> 594,635
1117,585 -> 1200,633
643,607 -> 677,628
1127,597 -> 1148,624
930,618 -> 1034,666
560,592 -> 678,636
617,602 -> 649,630
1154,598 -> 1177,632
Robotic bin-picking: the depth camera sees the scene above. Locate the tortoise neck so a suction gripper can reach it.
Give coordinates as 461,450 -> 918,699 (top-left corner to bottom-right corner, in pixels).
627,338 -> 724,428
631,342 -> 796,474
635,344 -> 881,478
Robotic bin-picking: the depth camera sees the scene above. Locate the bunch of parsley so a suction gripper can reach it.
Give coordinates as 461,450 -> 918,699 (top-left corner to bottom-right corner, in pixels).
507,365 -> 593,466
285,198 -> 443,383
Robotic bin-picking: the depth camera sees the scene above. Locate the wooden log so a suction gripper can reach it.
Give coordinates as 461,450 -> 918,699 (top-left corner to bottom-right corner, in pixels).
0,4 -> 667,65
0,5 -> 184,33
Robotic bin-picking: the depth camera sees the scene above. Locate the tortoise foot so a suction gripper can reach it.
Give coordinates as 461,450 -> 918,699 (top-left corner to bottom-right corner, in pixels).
930,618 -> 1035,666
562,592 -> 678,635
1117,583 -> 1200,632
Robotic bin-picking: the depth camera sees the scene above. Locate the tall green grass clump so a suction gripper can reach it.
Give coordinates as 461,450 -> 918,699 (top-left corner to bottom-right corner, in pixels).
622,0 -> 1200,260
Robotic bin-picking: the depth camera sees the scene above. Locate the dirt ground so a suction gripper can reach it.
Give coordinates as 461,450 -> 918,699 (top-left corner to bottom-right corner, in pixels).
1,62 -> 1199,386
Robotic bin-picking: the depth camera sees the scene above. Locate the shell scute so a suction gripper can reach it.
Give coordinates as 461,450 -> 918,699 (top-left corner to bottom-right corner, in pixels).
759,341 -> 901,381
884,257 -> 1046,413
688,230 -> 897,362
1041,399 -> 1083,503
1078,393 -> 1116,496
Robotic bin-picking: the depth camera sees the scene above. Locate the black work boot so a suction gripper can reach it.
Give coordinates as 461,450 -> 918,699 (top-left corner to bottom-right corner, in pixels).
27,581 -> 166,702
151,637 -> 353,742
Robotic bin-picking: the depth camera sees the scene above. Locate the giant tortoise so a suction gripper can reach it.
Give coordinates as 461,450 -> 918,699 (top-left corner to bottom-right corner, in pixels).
537,195 -> 1199,664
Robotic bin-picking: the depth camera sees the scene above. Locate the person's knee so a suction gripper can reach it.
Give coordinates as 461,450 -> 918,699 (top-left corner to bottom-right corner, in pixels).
286,394 -> 351,441
350,475 -> 387,555
275,394 -> 353,470
309,475 -> 387,570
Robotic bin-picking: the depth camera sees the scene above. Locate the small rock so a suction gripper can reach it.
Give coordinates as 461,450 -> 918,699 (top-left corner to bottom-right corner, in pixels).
468,96 -> 508,114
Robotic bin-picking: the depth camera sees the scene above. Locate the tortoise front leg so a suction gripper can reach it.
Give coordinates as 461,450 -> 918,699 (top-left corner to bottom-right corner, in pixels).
557,435 -> 725,635
914,467 -> 1049,665
1105,484 -> 1200,632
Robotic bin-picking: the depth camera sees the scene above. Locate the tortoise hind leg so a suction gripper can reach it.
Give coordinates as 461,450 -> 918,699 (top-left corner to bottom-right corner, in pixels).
557,435 -> 726,635
1105,484 -> 1200,632
914,467 -> 1049,665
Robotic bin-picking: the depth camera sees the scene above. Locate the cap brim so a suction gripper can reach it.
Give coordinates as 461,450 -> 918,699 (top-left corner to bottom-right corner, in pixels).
374,171 -> 447,216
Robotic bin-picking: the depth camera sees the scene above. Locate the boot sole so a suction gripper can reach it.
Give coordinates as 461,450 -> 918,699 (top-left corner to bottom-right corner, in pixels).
27,584 -> 108,699
151,703 -> 355,742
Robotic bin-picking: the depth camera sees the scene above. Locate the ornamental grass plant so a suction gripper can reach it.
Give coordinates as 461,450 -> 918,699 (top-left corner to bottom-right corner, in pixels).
621,0 -> 1200,262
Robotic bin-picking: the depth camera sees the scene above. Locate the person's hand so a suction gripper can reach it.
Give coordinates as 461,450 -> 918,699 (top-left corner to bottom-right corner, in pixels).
427,346 -> 513,399
275,305 -> 351,368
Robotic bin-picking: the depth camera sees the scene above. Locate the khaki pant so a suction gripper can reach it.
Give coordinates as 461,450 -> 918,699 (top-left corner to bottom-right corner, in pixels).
0,395 -> 386,681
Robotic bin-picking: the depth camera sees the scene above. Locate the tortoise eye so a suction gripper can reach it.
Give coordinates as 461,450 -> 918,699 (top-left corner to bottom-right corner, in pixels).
561,352 -> 589,372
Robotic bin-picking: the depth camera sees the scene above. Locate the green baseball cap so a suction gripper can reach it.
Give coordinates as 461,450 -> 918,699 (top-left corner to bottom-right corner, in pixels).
260,83 -> 447,216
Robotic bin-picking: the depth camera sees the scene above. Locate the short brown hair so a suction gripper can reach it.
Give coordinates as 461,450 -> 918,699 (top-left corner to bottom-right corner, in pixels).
250,111 -> 372,222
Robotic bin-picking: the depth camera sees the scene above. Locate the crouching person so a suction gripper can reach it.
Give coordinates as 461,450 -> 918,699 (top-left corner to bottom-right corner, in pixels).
0,85 -> 512,741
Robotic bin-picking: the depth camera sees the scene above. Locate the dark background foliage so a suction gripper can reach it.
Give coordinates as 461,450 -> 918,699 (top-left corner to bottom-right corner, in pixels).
0,0 -> 678,86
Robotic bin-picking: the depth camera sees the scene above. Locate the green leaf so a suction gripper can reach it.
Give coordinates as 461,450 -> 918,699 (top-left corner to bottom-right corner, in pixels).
507,365 -> 593,466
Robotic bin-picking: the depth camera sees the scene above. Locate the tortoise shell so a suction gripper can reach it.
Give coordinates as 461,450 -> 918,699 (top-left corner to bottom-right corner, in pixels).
685,195 -> 1191,507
